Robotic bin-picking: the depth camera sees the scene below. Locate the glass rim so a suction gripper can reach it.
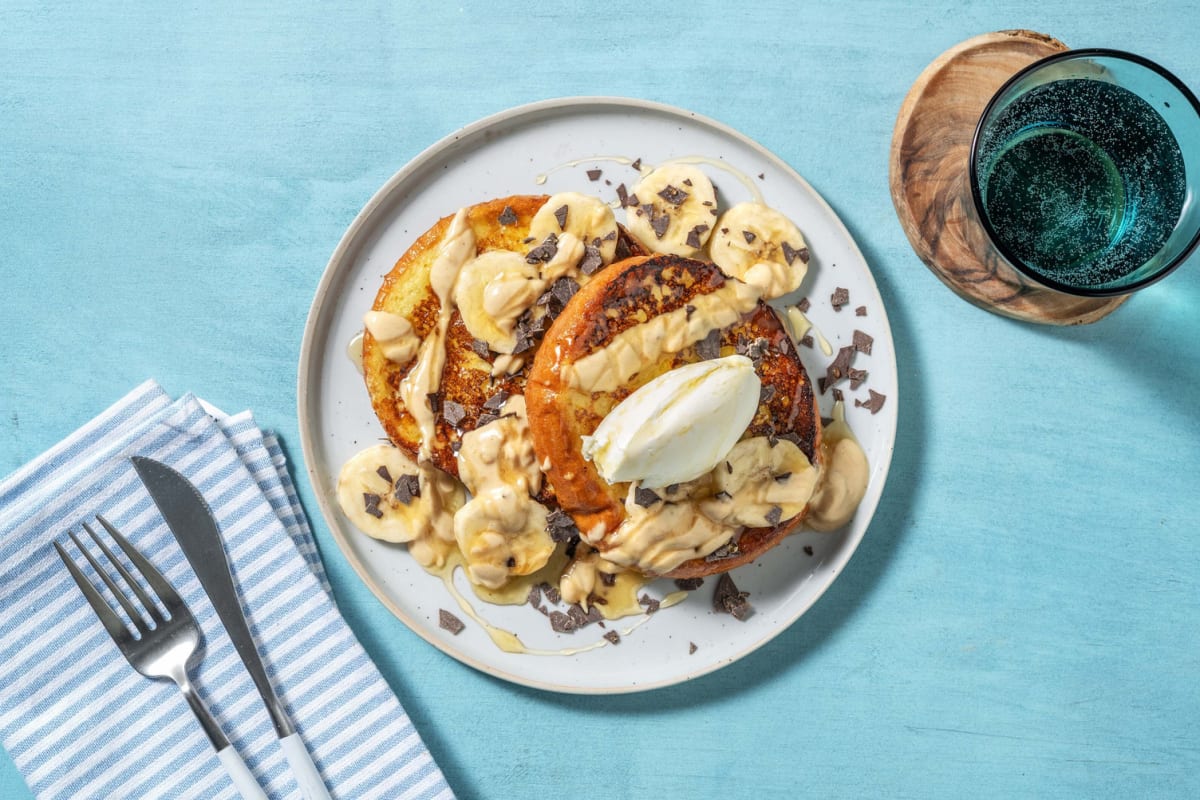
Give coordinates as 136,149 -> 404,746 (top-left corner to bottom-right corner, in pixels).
968,48 -> 1200,298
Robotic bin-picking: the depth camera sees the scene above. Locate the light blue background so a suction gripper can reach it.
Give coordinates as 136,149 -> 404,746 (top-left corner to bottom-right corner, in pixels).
3,2 -> 1198,798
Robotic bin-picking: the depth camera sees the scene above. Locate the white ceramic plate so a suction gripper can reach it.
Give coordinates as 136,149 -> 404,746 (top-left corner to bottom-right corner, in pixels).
298,97 -> 897,694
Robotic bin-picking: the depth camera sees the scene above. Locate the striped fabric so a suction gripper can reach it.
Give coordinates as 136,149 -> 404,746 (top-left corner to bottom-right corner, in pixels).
0,383 -> 453,799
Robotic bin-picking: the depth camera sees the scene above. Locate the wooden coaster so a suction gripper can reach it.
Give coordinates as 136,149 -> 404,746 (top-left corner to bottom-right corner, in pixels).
889,30 -> 1128,325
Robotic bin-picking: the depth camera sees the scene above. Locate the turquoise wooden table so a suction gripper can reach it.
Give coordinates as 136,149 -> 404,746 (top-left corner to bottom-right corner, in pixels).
3,2 -> 1198,797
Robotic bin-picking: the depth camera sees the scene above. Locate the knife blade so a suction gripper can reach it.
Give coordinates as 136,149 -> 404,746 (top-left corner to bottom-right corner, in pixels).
132,456 -> 333,800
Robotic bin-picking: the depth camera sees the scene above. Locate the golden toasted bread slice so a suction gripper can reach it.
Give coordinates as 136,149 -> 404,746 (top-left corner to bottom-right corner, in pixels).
362,195 -> 644,488
525,254 -> 821,578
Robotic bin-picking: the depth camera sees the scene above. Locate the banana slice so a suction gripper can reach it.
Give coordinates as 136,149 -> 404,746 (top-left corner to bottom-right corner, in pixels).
699,436 -> 818,528
454,250 -> 545,353
624,163 -> 718,257
709,202 -> 810,298
362,310 -> 419,367
336,444 -> 466,552
454,489 -> 554,589
528,192 -> 619,268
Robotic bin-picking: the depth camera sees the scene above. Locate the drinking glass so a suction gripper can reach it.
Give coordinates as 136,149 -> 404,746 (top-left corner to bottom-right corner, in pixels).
970,49 -> 1200,297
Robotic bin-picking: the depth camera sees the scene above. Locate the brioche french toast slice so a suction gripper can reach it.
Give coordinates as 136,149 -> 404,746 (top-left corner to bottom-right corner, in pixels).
525,254 -> 821,579
362,195 -> 644,486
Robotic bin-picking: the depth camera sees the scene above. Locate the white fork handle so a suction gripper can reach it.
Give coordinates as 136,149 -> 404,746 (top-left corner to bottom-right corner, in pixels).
280,732 -> 333,799
217,745 -> 268,800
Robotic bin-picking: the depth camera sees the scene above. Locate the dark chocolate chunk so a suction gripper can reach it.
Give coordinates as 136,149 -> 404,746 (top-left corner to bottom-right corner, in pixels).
526,234 -> 559,264
759,384 -> 777,404
799,335 -> 814,348
803,545 -> 815,556
695,328 -> 721,361
674,577 -> 704,591
586,168 -> 602,181
633,486 -> 661,508
541,582 -> 562,605
614,236 -> 631,261
616,183 -> 630,207
426,392 -> 442,415
579,244 -> 603,275
824,346 -> 856,390
650,209 -> 670,239
631,157 -> 642,170
705,541 -> 739,561
855,305 -> 867,317
549,610 -> 576,633
742,230 -> 757,244
856,389 -> 887,414
626,192 -> 640,208
658,185 -> 689,205
442,400 -> 466,427
483,389 -> 511,411
363,492 -> 383,519
685,223 -> 709,249
682,177 -> 693,186
553,204 -> 568,230
603,230 -> 617,241
853,329 -> 874,355
546,508 -> 580,543
713,573 -> 753,620
831,286 -> 850,310
765,506 -> 783,526
639,594 -> 660,614
376,465 -> 394,485
689,642 -> 698,654
782,242 -> 809,266
470,338 -> 491,359
497,205 -> 517,226
849,368 -> 868,389
604,630 -> 621,645
439,609 -> 465,634
528,584 -> 542,607
832,388 -> 844,402
393,474 -> 421,505
796,296 -> 811,313
475,412 -> 499,427
599,571 -> 617,587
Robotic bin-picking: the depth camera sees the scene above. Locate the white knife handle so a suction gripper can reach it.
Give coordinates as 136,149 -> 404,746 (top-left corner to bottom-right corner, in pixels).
217,745 -> 268,800
280,732 -> 333,799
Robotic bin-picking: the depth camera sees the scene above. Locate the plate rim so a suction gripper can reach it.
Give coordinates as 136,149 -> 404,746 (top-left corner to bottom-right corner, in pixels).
297,95 -> 899,694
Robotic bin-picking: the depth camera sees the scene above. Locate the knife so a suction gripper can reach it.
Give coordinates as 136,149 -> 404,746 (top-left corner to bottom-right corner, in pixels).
132,456 -> 333,800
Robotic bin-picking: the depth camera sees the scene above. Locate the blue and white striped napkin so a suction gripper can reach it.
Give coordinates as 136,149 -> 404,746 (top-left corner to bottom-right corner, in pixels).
0,381 -> 453,800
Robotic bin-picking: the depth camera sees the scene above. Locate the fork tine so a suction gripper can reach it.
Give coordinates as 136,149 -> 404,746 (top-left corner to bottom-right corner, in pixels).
83,520 -> 165,625
68,528 -> 149,635
54,540 -> 131,643
96,514 -> 184,612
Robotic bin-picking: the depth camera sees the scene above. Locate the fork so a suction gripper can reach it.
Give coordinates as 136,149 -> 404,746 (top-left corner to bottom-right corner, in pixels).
55,515 -> 268,800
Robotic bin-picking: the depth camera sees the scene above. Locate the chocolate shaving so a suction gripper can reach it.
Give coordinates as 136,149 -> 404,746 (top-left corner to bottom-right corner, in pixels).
602,230 -> 617,241
393,474 -> 420,505
856,389 -> 887,415
363,493 -> 383,519
713,573 -> 753,620
658,185 -> 689,205
540,581 -> 562,605
705,541 -> 739,562
546,508 -> 580,543
742,230 -> 757,244
831,286 -> 850,310
695,328 -> 722,361
800,335 -> 814,348
438,609 -> 465,634
483,389 -> 510,411
689,642 -> 698,654
470,338 -> 491,359
616,183 -> 630,207
426,392 -> 443,415
823,346 -> 856,391
832,388 -> 844,402
549,610 -> 576,633
853,329 -> 874,355
376,466 -> 393,485
803,545 -> 815,556
497,205 -> 517,226
631,157 -> 642,170
639,594 -> 660,614
579,244 -> 603,275
604,630 -> 620,645
849,368 -> 868,389
626,192 -> 640,208
599,571 -> 617,587
442,400 -> 466,427
614,236 -> 631,261
527,584 -> 542,607
586,168 -> 602,181
765,506 -> 783,526
855,305 -> 867,317
650,208 -> 670,239
634,487 -> 661,508
682,178 -> 693,186
796,297 -> 811,313
553,204 -> 568,230
685,223 -> 709,250
674,577 -> 704,591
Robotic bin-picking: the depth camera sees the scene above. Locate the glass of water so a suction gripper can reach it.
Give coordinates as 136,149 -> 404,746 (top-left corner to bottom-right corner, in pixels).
970,49 -> 1200,297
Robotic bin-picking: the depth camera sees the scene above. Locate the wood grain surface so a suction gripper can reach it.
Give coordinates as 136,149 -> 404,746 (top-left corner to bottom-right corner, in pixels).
890,30 -> 1128,325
